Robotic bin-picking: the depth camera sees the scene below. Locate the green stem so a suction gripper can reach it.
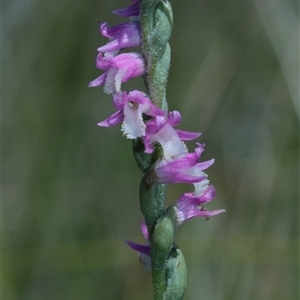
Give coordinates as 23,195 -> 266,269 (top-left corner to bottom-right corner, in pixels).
138,1 -> 187,299
140,0 -> 172,109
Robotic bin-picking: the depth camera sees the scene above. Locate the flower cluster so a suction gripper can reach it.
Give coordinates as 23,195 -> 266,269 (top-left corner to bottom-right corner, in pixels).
89,0 -> 225,264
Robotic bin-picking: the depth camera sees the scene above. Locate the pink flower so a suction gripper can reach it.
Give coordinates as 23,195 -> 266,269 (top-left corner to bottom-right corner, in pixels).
154,143 -> 215,184
98,90 -> 165,139
143,111 -> 201,161
168,149 -> 223,223
175,186 -> 225,225
88,52 -> 146,94
97,21 -> 141,53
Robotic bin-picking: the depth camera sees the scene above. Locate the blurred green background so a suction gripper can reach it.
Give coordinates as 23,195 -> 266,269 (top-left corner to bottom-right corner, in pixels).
3,0 -> 299,299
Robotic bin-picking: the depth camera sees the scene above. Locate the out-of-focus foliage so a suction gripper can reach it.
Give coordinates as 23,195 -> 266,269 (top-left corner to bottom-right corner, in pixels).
3,0 -> 299,299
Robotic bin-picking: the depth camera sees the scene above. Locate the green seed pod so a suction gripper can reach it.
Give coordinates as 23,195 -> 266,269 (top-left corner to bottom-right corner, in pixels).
164,244 -> 187,300
151,206 -> 176,268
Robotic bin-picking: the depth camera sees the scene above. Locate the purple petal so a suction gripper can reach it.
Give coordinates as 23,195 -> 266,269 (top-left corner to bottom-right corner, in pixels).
158,171 -> 207,184
98,22 -> 141,52
147,103 -> 166,117
194,159 -> 215,171
126,90 -> 164,118
176,130 -> 201,141
201,185 -> 218,202
156,156 -> 208,184
87,73 -> 107,87
156,153 -> 199,176
112,1 -> 140,17
97,110 -> 124,127
95,53 -> 112,70
145,116 -> 167,135
113,92 -> 127,110
124,240 -> 150,257
99,21 -> 138,39
140,221 -> 149,240
142,135 -> 155,154
111,52 -> 145,81
177,208 -> 226,224
127,90 -> 149,104
167,111 -> 182,127
177,185 -> 217,209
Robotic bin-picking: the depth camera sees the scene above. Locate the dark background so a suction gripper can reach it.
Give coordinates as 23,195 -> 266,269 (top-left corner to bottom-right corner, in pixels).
3,0 -> 299,299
